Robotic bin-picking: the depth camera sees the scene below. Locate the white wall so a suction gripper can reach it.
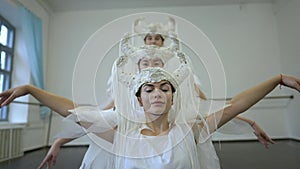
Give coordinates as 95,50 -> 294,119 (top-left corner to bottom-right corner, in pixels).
275,0 -> 300,139
45,3 -> 299,144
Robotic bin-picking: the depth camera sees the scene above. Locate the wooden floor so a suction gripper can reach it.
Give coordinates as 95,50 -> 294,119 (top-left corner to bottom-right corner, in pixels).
0,140 -> 299,169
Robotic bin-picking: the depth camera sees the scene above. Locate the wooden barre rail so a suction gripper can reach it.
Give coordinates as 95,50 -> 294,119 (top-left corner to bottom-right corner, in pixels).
12,100 -> 44,106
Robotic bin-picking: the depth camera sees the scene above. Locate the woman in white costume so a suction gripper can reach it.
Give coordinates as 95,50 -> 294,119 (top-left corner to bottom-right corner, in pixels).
0,44 -> 299,168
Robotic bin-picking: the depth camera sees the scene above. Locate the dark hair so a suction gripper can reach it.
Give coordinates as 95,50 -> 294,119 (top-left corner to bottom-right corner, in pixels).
143,34 -> 165,42
135,82 -> 176,97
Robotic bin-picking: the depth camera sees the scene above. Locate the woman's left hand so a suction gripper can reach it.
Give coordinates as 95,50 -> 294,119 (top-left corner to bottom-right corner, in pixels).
252,122 -> 275,149
281,74 -> 300,91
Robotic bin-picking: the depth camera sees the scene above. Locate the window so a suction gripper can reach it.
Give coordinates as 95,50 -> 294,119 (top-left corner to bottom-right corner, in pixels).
0,15 -> 15,121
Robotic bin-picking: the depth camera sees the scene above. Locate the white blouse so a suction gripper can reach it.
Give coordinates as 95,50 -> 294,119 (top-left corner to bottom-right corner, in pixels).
63,106 -> 221,169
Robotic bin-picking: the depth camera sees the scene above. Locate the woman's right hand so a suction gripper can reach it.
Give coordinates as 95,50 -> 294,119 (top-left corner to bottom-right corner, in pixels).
0,85 -> 29,108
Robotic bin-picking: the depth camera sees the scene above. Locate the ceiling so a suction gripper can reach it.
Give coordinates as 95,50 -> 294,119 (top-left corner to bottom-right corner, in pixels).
38,0 -> 284,12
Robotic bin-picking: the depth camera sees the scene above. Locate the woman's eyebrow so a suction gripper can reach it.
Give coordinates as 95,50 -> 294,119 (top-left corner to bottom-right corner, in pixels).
142,81 -> 170,88
142,84 -> 154,88
160,82 -> 171,86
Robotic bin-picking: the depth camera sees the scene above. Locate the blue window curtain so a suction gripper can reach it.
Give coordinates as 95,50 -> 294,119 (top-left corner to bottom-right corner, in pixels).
20,7 -> 49,119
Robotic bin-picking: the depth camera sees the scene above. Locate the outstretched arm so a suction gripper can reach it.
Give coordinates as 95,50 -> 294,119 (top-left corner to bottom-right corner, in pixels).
194,84 -> 207,100
216,74 -> 300,129
235,116 -> 275,148
0,85 -> 75,117
102,100 -> 115,110
38,138 -> 74,169
195,79 -> 278,146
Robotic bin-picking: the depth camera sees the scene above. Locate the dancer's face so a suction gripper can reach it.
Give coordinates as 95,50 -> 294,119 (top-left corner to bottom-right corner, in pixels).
138,58 -> 164,71
144,34 -> 164,47
137,80 -> 173,116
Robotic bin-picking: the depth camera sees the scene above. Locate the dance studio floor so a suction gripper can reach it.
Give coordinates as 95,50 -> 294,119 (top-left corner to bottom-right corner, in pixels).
0,140 -> 299,169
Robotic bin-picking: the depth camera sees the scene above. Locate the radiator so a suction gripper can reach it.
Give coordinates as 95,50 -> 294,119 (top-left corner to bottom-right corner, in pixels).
0,127 -> 24,162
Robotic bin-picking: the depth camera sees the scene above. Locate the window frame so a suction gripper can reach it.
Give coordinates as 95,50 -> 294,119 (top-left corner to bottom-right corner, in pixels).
0,14 -> 16,121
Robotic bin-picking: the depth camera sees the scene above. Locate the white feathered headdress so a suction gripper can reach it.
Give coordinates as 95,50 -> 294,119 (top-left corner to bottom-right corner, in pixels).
133,16 -> 176,36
